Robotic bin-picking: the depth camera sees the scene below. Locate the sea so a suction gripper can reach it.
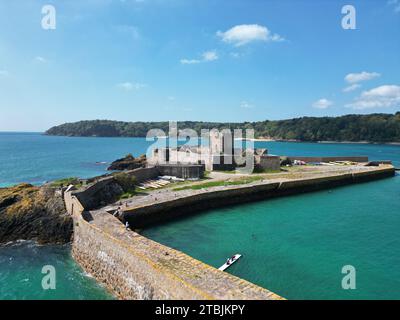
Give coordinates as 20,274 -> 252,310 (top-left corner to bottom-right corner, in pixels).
0,132 -> 399,299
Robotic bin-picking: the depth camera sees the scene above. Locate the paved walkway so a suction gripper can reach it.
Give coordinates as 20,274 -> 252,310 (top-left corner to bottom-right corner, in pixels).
94,164 -> 384,217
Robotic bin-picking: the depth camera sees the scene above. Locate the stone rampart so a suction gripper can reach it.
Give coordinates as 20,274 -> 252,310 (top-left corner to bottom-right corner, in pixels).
287,156 -> 369,163
126,167 -> 160,182
65,165 -> 394,300
123,166 -> 395,228
72,176 -> 122,210
66,190 -> 283,300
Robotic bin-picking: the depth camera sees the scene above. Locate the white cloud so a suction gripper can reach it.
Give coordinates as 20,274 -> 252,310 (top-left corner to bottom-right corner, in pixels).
116,82 -> 146,91
180,50 -> 218,65
345,71 -> 380,84
343,83 -> 361,93
217,24 -> 284,47
346,85 -> 400,110
202,50 -> 218,61
180,59 -> 201,65
0,70 -> 9,76
312,98 -> 333,109
34,56 -> 47,63
240,101 -> 254,109
167,96 -> 175,101
388,0 -> 400,13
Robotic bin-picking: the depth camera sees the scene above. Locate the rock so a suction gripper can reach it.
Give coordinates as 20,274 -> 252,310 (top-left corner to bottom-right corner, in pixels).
77,180 -> 124,210
0,184 -> 73,245
107,154 -> 147,171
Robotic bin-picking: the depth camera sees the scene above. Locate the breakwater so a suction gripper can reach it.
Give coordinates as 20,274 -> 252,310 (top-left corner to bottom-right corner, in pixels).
287,156 -> 369,163
65,190 -> 283,299
65,165 -> 394,300
122,166 -> 395,228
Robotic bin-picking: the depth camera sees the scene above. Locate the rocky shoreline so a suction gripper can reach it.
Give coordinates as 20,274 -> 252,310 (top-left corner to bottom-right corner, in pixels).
0,184 -> 73,245
107,154 -> 147,171
1,155 -> 396,246
0,166 -> 140,245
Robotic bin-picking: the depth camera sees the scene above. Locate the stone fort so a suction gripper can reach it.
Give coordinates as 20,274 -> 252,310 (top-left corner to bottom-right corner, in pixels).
148,129 -> 281,173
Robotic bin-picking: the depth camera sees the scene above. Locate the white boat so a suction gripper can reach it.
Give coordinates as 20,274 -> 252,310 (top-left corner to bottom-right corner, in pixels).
218,254 -> 242,271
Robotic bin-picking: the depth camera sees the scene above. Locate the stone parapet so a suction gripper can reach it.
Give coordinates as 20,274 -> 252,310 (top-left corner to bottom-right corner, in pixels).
122,166 -> 395,228
71,204 -> 283,300
65,165 -> 395,300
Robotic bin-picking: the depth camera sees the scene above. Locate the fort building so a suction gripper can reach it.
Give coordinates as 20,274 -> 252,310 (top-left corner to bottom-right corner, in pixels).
147,129 -> 281,173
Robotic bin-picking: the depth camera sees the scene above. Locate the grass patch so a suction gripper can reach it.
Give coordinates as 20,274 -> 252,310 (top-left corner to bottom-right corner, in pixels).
50,177 -> 80,188
113,172 -> 137,191
119,189 -> 137,199
203,171 -> 211,178
252,168 -> 282,174
173,176 -> 265,191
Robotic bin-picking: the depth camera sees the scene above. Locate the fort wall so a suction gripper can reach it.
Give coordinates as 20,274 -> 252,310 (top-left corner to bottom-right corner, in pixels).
65,165 -> 395,300
122,166 -> 395,228
156,164 -> 205,179
287,156 -> 369,163
125,166 -> 160,182
66,190 -> 283,300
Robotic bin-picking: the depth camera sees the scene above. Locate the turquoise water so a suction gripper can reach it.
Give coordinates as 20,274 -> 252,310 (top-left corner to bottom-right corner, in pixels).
142,176 -> 400,299
0,241 -> 113,300
0,132 -> 399,300
1,132 -> 399,187
142,140 -> 400,300
0,132 -> 152,187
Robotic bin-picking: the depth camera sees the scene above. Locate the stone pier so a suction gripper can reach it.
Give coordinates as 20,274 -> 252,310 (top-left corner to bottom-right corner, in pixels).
65,164 -> 395,300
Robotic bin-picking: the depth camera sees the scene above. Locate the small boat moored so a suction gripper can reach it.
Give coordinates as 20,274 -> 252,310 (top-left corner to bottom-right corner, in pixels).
218,254 -> 242,271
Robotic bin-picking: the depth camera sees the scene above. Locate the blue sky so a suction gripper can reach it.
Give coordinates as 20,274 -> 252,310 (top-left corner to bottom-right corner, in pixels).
0,0 -> 399,131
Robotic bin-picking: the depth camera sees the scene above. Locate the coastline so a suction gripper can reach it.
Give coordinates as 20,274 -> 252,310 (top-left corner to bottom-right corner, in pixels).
3,130 -> 397,146
40,132 -> 400,146
66,164 -> 395,299
317,140 -> 400,145
240,137 -> 400,145
1,162 -> 397,300
1,132 -> 398,300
